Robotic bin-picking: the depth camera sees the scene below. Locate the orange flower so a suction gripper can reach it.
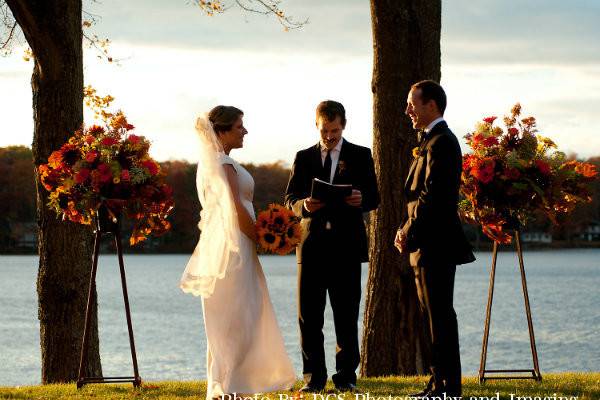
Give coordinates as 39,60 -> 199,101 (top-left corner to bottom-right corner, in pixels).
575,162 -> 598,178
483,224 -> 512,244
48,150 -> 63,169
110,112 -> 129,130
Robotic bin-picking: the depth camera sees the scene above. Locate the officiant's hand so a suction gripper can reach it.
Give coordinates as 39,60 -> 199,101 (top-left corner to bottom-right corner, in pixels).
304,197 -> 325,213
394,229 -> 407,253
345,189 -> 362,207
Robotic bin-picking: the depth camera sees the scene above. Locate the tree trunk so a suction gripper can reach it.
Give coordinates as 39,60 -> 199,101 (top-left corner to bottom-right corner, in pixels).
361,0 -> 441,376
6,0 -> 102,383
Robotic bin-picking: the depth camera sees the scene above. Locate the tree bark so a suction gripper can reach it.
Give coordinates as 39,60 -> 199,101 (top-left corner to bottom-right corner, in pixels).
361,0 -> 441,376
5,0 -> 102,383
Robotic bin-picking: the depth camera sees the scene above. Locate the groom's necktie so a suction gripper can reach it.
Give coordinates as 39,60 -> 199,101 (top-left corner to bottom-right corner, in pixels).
322,150 -> 332,183
417,129 -> 426,144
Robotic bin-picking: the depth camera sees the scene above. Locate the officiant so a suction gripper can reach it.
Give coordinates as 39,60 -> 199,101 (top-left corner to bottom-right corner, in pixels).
285,100 -> 380,392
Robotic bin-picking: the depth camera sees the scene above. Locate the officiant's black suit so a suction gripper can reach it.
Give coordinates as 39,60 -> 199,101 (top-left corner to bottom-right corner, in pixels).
401,120 -> 475,395
285,138 -> 379,388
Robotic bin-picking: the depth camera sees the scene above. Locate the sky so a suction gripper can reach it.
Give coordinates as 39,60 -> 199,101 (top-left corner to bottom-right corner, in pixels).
1,0 -> 600,165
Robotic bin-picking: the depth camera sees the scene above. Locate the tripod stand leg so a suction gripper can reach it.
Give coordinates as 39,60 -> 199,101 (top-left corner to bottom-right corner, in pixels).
515,232 -> 542,381
114,231 -> 142,387
479,240 -> 499,383
77,231 -> 101,389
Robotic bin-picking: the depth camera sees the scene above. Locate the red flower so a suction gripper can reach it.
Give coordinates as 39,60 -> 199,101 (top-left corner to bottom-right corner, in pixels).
535,160 -> 551,175
483,116 -> 497,124
126,124 -> 135,131
101,137 -> 118,146
483,136 -> 499,147
128,134 -> 140,144
97,163 -> 113,183
121,169 -> 131,181
84,135 -> 95,144
471,133 -> 485,147
471,158 -> 496,184
142,160 -> 159,175
504,167 -> 521,180
85,150 -> 99,163
75,168 -> 91,184
508,127 -> 519,136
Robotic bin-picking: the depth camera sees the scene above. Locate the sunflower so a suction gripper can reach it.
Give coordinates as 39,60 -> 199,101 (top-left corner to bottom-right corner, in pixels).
259,231 -> 281,253
285,222 -> 302,246
275,239 -> 294,255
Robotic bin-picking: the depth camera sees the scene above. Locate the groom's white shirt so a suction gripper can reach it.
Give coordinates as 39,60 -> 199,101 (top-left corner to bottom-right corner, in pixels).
424,117 -> 445,134
320,138 -> 344,183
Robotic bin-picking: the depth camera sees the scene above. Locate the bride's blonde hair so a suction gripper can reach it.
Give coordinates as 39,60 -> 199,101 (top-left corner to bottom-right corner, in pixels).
208,105 -> 244,134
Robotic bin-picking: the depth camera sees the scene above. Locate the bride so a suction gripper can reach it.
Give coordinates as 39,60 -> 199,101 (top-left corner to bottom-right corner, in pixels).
180,105 -> 297,399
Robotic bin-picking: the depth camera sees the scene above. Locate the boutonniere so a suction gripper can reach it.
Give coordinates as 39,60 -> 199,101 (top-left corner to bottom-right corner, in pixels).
412,147 -> 421,159
338,160 -> 347,174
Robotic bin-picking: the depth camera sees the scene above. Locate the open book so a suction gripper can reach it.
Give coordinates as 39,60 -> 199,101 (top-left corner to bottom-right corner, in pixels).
310,178 -> 352,204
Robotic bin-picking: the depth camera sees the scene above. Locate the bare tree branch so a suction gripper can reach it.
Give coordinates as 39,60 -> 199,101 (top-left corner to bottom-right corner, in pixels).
193,0 -> 307,30
1,1 -> 23,55
1,19 -> 16,49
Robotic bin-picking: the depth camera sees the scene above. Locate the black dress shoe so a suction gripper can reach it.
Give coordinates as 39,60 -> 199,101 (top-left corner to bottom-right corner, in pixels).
300,383 -> 325,393
334,382 -> 356,392
409,376 -> 436,397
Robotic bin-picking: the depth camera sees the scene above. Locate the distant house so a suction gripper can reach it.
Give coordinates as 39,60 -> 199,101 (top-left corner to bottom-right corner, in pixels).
580,221 -> 600,241
13,222 -> 38,249
521,231 -> 552,244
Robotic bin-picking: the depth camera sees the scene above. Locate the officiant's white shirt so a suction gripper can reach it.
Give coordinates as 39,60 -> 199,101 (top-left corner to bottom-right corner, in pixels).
425,117 -> 445,134
320,138 -> 344,183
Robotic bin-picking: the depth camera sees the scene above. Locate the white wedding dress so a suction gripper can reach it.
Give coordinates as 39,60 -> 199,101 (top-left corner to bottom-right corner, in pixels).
182,151 -> 296,399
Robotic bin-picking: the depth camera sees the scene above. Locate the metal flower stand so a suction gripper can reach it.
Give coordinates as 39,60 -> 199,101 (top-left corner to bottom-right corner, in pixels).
478,230 -> 542,383
77,207 -> 142,388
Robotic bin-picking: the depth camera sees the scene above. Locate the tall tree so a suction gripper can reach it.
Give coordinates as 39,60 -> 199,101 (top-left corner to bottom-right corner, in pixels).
361,0 -> 441,376
5,0 -> 101,383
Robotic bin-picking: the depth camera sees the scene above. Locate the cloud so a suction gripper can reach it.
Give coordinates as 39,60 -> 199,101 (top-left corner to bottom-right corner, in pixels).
82,0 -> 371,57
442,0 -> 600,64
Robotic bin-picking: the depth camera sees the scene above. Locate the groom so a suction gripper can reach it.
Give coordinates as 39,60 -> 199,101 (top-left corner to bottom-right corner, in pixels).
285,100 -> 379,392
395,80 -> 475,398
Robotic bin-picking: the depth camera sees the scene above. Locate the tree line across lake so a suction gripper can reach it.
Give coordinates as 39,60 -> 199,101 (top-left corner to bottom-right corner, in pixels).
1,145 -> 599,254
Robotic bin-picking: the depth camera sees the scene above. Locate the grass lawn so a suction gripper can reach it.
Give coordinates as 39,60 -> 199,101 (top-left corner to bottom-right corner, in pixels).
1,373 -> 598,400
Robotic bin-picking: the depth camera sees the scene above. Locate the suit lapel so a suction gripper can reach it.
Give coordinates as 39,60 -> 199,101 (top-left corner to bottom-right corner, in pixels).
404,122 -> 448,190
311,142 -> 323,175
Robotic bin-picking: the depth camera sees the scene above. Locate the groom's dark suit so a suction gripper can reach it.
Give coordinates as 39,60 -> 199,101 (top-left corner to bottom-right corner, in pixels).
401,120 -> 475,395
285,138 -> 379,388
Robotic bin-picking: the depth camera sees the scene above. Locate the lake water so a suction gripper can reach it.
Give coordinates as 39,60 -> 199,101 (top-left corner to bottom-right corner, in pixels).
0,250 -> 599,386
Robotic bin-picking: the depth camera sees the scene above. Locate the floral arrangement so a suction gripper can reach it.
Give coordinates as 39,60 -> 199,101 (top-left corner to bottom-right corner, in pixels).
460,103 -> 597,243
255,203 -> 302,255
38,112 -> 174,245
